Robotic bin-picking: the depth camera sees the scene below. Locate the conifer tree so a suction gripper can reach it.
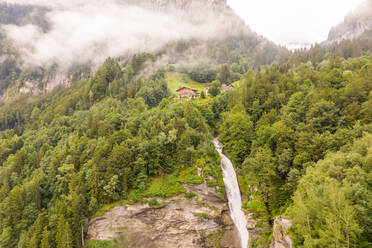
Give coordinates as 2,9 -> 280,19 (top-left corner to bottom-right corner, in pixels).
41,227 -> 50,248
56,216 -> 72,248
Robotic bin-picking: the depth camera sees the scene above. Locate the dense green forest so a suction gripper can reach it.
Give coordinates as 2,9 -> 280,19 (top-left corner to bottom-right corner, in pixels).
0,54 -> 226,247
219,54 -> 372,247
290,36 -> 372,65
0,3 -> 371,244
0,47 -> 371,247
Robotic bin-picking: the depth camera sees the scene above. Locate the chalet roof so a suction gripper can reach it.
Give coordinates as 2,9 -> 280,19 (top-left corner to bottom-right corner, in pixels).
176,86 -> 199,93
221,84 -> 235,89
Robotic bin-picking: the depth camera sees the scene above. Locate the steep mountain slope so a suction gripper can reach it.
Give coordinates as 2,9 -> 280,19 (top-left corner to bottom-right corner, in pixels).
0,2 -> 371,248
1,49 -> 371,248
0,0 -> 288,101
327,0 -> 372,43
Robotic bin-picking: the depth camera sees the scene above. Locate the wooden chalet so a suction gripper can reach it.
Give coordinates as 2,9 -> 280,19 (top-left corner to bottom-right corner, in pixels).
176,87 -> 200,99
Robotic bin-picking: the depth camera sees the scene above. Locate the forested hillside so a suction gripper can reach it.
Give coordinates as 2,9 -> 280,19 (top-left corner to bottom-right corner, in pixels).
0,54 -> 225,247
0,1 -> 371,248
0,44 -> 371,248
0,0 -> 290,101
218,55 -> 372,247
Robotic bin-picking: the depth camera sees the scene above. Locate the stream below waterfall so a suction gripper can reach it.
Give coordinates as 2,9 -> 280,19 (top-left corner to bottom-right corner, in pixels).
213,138 -> 249,248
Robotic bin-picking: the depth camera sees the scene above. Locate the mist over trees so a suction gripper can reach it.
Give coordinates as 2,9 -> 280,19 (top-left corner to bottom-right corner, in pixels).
0,1 -> 371,248
0,45 -> 371,247
0,55 -> 221,247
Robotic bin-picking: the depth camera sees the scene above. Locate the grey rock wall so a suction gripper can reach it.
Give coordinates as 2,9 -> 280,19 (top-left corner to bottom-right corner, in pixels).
327,0 -> 372,43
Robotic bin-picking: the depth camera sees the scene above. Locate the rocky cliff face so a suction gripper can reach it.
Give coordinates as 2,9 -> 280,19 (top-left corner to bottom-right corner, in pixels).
327,0 -> 372,43
87,184 -> 242,248
271,216 -> 293,248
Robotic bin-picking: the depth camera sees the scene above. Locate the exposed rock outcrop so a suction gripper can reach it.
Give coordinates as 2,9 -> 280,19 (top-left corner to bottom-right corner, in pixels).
327,0 -> 372,44
87,184 -> 241,248
271,216 -> 293,248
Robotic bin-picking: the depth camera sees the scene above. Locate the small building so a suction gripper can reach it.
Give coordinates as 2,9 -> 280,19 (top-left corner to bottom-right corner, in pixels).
203,84 -> 210,96
176,87 -> 200,99
221,84 -> 235,92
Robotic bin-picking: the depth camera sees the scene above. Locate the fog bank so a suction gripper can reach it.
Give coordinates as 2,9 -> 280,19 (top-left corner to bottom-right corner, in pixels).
3,0 -> 240,69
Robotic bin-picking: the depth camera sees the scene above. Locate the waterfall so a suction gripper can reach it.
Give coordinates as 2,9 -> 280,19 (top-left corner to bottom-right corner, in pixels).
213,138 -> 249,248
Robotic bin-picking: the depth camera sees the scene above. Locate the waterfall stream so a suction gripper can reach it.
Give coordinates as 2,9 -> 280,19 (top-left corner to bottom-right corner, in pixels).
213,138 -> 249,248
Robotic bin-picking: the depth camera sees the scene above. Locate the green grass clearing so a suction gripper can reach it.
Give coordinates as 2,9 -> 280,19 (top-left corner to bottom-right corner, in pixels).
86,240 -> 115,248
165,72 -> 207,94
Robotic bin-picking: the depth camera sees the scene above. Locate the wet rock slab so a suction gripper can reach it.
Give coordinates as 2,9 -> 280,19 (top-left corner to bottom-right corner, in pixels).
87,184 -> 241,248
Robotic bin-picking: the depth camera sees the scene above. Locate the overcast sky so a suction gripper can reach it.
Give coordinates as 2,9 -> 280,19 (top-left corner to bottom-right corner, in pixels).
228,0 -> 366,46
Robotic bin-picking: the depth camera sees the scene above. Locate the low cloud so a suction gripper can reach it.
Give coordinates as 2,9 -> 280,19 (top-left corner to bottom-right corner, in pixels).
3,0 -> 240,69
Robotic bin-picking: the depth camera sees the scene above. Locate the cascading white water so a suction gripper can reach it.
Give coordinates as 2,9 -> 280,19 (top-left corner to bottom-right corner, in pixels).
213,138 -> 249,248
